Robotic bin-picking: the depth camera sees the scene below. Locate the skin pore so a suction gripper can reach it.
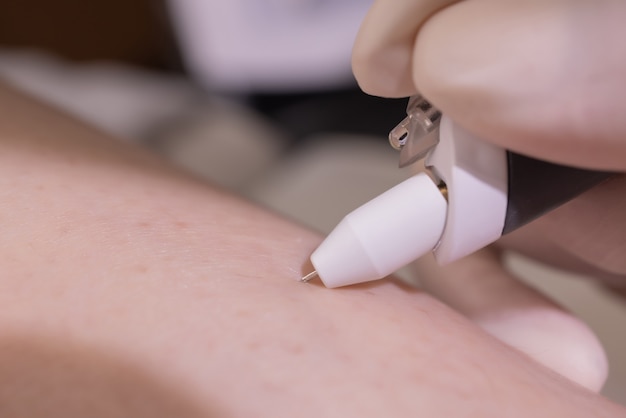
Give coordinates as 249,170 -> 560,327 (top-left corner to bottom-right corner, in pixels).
0,82 -> 624,417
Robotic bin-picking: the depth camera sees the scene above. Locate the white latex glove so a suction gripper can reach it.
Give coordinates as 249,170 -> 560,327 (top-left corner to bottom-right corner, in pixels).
352,0 -> 626,393
353,0 -> 626,170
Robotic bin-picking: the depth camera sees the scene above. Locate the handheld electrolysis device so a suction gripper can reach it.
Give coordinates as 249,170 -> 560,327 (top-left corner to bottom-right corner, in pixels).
303,95 -> 613,288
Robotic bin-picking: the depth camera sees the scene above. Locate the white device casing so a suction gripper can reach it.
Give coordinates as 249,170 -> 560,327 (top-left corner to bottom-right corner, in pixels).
310,116 -> 509,288
427,117 -> 508,264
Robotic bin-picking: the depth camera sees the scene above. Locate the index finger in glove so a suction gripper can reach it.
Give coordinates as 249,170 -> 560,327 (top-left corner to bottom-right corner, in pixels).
352,0 -> 460,98
355,0 -> 626,171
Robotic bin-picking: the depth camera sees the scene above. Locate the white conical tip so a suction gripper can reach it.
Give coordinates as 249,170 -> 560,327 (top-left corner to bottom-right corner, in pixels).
311,173 -> 448,288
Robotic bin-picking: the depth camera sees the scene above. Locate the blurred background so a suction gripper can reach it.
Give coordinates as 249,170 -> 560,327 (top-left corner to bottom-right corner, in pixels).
1,0 -> 625,404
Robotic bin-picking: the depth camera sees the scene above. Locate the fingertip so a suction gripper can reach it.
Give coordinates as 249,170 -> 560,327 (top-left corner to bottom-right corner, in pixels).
413,251 -> 608,392
351,42 -> 418,98
478,310 -> 608,392
351,0 -> 438,98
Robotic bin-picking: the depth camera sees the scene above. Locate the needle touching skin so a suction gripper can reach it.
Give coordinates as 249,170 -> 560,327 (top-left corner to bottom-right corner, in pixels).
301,270 -> 319,283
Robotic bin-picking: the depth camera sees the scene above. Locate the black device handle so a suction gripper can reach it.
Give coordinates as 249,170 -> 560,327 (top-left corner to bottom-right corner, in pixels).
502,152 -> 614,234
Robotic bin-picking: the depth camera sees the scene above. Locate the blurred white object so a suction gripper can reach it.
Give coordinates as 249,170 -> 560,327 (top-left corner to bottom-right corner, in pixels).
0,49 -> 289,190
168,0 -> 373,92
0,49 -> 201,140
153,100 -> 288,190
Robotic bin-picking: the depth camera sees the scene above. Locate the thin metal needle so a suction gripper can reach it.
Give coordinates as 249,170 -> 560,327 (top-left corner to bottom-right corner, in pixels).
300,270 -> 318,283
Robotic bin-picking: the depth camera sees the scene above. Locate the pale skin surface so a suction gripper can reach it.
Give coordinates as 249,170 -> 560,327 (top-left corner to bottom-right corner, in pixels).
352,0 -> 626,395
0,79 -> 624,416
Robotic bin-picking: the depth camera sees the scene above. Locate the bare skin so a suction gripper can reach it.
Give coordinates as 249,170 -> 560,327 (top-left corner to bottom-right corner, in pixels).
0,82 -> 623,417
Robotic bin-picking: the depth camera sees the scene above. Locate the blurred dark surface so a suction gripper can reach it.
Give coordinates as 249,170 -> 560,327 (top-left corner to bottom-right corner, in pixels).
0,0 -> 181,70
250,89 -> 407,141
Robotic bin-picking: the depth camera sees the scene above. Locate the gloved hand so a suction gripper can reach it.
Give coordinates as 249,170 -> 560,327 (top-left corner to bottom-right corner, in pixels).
352,0 -> 626,393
